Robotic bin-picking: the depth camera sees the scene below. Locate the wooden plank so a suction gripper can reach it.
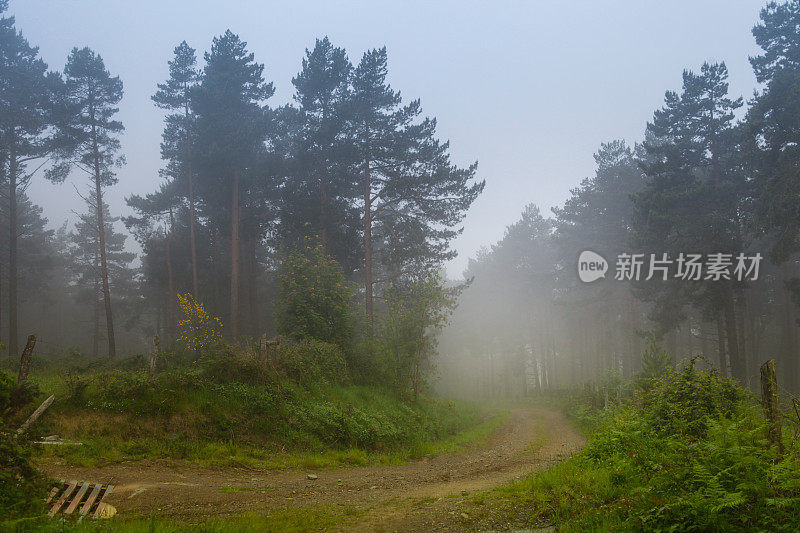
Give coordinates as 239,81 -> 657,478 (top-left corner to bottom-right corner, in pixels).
48,480 -> 77,517
16,394 -> 55,437
92,485 -> 114,519
45,484 -> 61,505
78,484 -> 103,518
63,482 -> 90,515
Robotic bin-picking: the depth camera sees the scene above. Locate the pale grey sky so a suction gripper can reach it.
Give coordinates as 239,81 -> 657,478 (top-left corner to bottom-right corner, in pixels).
10,0 -> 765,276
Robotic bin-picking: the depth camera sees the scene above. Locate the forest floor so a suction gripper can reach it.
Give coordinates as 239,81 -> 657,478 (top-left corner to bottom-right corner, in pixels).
39,406 -> 585,531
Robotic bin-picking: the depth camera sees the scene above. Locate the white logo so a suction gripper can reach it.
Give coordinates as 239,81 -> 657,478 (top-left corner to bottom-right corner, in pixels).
578,250 -> 608,283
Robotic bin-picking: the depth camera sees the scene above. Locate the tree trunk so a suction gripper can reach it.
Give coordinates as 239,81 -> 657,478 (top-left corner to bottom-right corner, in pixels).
716,315 -> 728,378
186,104 -> 199,300
211,228 -> 221,316
150,334 -> 159,378
8,138 -> 18,357
779,264 -> 798,391
17,334 -> 36,382
248,238 -> 259,336
166,211 -> 175,341
230,169 -> 240,340
92,276 -> 100,358
760,359 -> 783,453
363,156 -> 373,331
737,294 -> 749,385
723,284 -> 742,382
319,98 -> 329,251
90,107 -> 115,358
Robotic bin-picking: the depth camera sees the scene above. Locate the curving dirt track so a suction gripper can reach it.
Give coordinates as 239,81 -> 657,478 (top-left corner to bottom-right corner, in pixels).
40,407 -> 585,531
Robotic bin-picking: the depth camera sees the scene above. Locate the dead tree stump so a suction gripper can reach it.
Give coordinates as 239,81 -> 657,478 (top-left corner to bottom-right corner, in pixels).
17,334 -> 37,382
760,359 -> 783,454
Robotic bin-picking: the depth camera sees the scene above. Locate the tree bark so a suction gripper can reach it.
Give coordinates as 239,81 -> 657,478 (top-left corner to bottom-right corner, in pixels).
230,169 -> 240,340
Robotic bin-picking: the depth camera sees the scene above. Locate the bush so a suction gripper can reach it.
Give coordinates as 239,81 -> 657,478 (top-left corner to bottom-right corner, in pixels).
563,359 -> 796,531
0,423 -> 49,520
278,340 -> 349,385
641,357 -> 744,439
201,344 -> 267,386
0,371 -> 39,419
89,371 -> 175,415
0,371 -> 48,521
275,244 -> 355,350
201,340 -> 349,387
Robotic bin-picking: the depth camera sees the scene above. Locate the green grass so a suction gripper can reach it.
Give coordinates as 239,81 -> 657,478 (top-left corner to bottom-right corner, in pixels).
3,504 -> 365,532
25,368 -> 495,471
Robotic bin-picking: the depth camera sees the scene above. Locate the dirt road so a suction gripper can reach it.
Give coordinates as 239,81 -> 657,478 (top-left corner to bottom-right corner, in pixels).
41,407 -> 585,531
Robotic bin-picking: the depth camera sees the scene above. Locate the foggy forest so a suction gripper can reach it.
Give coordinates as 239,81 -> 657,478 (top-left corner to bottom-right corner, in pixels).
3,0 -> 800,531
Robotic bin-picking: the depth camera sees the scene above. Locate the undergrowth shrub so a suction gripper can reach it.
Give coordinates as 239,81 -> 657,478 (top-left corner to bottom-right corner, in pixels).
549,358 -> 800,531
201,340 -> 349,386
0,423 -> 49,521
0,370 -> 39,419
279,340 -> 348,385
0,371 -> 49,521
641,358 -> 744,439
88,371 -> 176,415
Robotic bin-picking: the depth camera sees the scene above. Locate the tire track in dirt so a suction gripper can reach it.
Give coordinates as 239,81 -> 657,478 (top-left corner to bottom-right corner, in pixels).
40,407 -> 585,530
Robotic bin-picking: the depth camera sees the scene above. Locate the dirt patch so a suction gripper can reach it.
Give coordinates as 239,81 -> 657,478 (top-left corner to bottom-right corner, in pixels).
40,407 -> 585,530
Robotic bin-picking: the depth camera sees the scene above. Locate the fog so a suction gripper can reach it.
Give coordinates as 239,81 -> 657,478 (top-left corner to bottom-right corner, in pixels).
1,0 -> 790,397
9,0 -> 763,277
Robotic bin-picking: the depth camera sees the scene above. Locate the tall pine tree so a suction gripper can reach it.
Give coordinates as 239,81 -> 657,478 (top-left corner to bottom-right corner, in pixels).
283,37 -> 360,273
55,47 -> 125,358
349,48 -> 484,328
192,30 -> 274,339
152,41 -> 201,300
0,1 -> 63,355
633,63 -> 745,380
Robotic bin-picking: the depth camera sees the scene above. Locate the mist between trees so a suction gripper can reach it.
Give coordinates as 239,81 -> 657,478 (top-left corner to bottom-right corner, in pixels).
3,0 -> 800,401
0,0 -> 484,372
438,1 -> 800,398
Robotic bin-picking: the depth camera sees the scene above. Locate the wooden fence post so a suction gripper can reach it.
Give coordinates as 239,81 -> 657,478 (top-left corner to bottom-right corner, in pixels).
17,334 -> 37,382
16,394 -> 55,437
760,359 -> 783,453
150,334 -> 160,378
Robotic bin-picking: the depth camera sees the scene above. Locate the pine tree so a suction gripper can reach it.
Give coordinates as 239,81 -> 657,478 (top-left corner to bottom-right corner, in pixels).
750,0 -> 800,84
743,0 -> 800,388
126,181 -> 183,340
192,30 -> 274,339
283,37 -> 360,272
152,41 -> 201,299
348,48 -> 484,328
0,3 -> 63,355
632,63 -> 745,380
69,190 -> 135,358
55,47 -> 125,358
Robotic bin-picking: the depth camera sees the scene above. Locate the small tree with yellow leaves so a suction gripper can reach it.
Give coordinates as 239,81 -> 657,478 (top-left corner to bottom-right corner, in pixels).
176,293 -> 223,355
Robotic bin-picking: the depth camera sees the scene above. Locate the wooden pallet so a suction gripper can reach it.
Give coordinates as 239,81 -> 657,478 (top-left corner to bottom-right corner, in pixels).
46,480 -> 114,520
